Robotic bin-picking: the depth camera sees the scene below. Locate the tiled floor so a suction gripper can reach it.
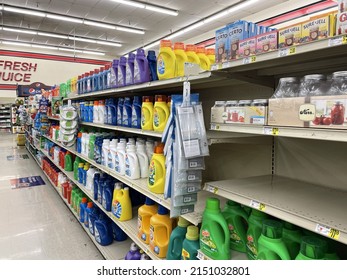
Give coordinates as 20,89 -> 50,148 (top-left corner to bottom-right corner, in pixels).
0,132 -> 103,260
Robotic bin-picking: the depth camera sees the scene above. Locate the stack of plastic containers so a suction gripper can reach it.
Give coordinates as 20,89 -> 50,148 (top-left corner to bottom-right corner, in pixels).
60,101 -> 79,147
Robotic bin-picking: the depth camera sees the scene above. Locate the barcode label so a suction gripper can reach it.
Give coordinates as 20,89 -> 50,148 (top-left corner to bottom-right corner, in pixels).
250,200 -> 266,211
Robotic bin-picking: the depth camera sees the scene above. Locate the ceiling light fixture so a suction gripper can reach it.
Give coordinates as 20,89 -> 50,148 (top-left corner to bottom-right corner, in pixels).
110,0 -> 178,16
58,48 -> 84,53
3,27 -> 37,35
83,50 -> 105,56
68,36 -> 97,43
97,41 -> 122,47
37,32 -> 68,39
2,41 -> 31,47
32,44 -> 58,50
83,20 -> 116,30
3,6 -> 45,17
116,26 -> 145,34
47,14 -> 83,24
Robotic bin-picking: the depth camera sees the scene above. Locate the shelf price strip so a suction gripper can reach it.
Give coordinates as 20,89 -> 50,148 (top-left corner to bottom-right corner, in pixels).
278,47 -> 296,57
315,224 -> 340,240
263,126 -> 279,135
243,56 -> 257,65
328,35 -> 347,47
205,184 -> 219,194
250,200 -> 266,211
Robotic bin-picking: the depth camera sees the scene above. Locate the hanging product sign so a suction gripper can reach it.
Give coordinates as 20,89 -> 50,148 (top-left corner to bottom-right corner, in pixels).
10,175 -> 46,189
16,82 -> 51,97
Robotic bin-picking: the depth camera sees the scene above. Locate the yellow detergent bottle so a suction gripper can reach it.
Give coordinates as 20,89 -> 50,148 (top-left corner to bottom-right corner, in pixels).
112,186 -> 132,221
174,42 -> 188,77
157,40 -> 176,80
149,205 -> 172,258
196,46 -> 211,71
148,144 -> 166,194
206,48 -> 215,65
167,96 -> 171,114
153,95 -> 169,132
138,197 -> 158,244
185,44 -> 200,65
141,96 -> 154,131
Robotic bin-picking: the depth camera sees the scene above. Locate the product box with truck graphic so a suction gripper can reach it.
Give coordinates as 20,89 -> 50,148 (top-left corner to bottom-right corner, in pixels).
268,96 -> 347,129
337,0 -> 347,35
238,37 -> 256,58
278,23 -> 302,48
256,30 -> 278,54
227,20 -> 249,60
301,14 -> 331,43
215,27 -> 229,63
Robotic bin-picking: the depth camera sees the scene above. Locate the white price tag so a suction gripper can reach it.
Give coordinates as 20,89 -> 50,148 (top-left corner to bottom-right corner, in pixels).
205,185 -> 218,194
188,175 -> 196,181
187,186 -> 196,193
328,36 -> 347,46
263,126 -> 272,135
243,56 -> 256,64
183,196 -> 192,203
197,250 -> 204,260
211,64 -> 218,71
180,208 -> 189,214
315,224 -> 340,240
222,62 -> 229,69
183,139 -> 201,158
250,200 -> 266,211
278,47 -> 296,57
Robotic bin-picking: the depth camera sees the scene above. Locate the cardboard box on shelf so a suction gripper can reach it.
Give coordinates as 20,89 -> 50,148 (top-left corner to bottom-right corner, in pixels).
337,0 -> 347,35
227,20 -> 249,60
301,13 -> 331,43
225,105 -> 268,125
256,30 -> 278,54
238,37 -> 256,58
215,27 -> 229,63
278,24 -> 302,48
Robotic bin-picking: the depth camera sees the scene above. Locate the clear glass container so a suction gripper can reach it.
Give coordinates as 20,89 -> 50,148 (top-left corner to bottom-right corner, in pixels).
252,99 -> 268,106
299,74 -> 326,97
272,77 -> 299,98
328,71 -> 347,95
238,100 -> 252,107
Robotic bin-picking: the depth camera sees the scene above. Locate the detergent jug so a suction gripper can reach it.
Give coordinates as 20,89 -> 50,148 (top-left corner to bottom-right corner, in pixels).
101,139 -> 110,166
148,144 -> 166,194
112,222 -> 127,241
64,151 -> 73,172
94,214 -> 113,246
98,67 -> 104,90
88,134 -> 96,160
85,167 -> 96,191
118,57 -> 126,87
134,48 -> 150,84
282,222 -> 303,259
102,182 -> 114,212
149,205 -> 172,258
196,46 -> 211,71
84,202 -> 94,228
122,97 -> 132,127
157,40 -> 176,80
125,144 -> 140,180
112,186 -> 132,221
185,45 -> 200,65
107,98 -> 117,125
246,209 -> 268,260
206,48 -> 215,64
79,197 -> 88,223
131,96 -> 142,129
200,198 -> 230,260
126,52 -> 135,86
77,75 -> 82,94
138,197 -> 158,244
108,139 -> 118,170
125,243 -> 142,260
103,65 -> 111,89
295,236 -> 327,260
153,95 -> 169,132
92,69 -> 99,92
88,204 -> 99,236
92,172 -> 101,200
181,226 -> 200,260
167,217 -> 190,260
77,132 -> 82,153
147,50 -> 158,81
117,97 -> 124,126
257,219 -> 291,260
97,175 -> 105,204
111,59 -> 118,88
141,96 -> 154,131
136,143 -> 149,178
174,42 -> 188,77
222,200 -> 248,253
115,141 -> 126,175
78,162 -> 85,184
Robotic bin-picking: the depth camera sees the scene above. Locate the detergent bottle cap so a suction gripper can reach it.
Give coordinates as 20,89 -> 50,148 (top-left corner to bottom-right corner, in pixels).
158,205 -> 169,215
262,219 -> 283,239
136,48 -> 145,56
142,96 -> 153,103
205,197 -> 221,211
90,71 -> 94,75
226,200 -> 239,207
186,225 -> 199,241
81,197 -> 88,203
105,65 -> 110,70
87,202 -> 93,208
78,75 -> 81,79
174,42 -> 185,50
155,95 -> 167,102
99,100 -> 105,105
94,69 -> 99,74
154,144 -> 164,154
160,40 -> 172,48
186,44 -> 197,52
84,165 -> 89,171
206,48 -> 215,55
177,217 -> 190,227
196,46 -> 206,54
114,182 -> 123,189
148,50 -> 156,56
85,72 -> 89,77
81,74 -> 85,78
78,163 -> 84,168
251,208 -> 268,218
78,132 -> 82,137
300,236 -> 326,259
94,100 -> 99,106
100,67 -> 105,72
145,197 -> 155,206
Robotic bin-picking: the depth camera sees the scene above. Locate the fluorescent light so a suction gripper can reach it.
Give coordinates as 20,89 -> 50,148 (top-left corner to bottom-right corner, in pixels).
68,36 -> 97,43
228,0 -> 259,13
3,27 -> 37,35
83,50 -> 105,56
184,21 -> 205,33
47,14 -> 83,24
145,5 -> 178,16
116,26 -> 145,34
110,0 -> 178,16
37,32 -> 68,39
2,41 -> 31,47
110,0 -> 145,8
97,41 -> 122,47
31,44 -> 58,50
4,6 -> 46,17
143,41 -> 160,50
58,47 -> 83,53
83,20 -> 116,30
166,30 -> 186,40
205,10 -> 229,23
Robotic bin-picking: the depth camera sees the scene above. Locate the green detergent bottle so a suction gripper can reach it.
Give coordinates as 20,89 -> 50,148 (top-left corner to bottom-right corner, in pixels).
295,236 -> 327,260
64,151 -> 73,172
282,222 -> 303,259
222,200 -> 248,253
200,198 -> 230,260
182,226 -> 200,260
88,134 -> 96,160
246,209 -> 268,260
257,219 -> 291,260
242,205 -> 252,216
167,217 -> 191,260
73,157 -> 82,180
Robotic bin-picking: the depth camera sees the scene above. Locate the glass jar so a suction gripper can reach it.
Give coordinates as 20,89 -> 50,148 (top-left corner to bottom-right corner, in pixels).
328,71 -> 347,95
272,77 -> 299,98
238,100 -> 252,107
331,101 -> 345,125
225,100 -> 238,122
211,101 -> 226,123
299,74 -> 325,97
252,99 -> 268,106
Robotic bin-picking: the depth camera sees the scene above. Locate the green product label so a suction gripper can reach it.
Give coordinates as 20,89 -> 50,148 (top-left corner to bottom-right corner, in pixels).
246,234 -> 257,260
228,223 -> 243,245
181,248 -> 190,260
200,229 -> 218,253
148,161 -> 155,186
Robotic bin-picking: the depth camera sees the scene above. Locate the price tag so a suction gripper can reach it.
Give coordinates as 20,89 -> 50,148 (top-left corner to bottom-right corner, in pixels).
328,36 -> 347,46
243,56 -> 257,64
222,62 -> 229,69
197,250 -> 204,260
263,127 -> 279,135
180,208 -> 189,214
250,200 -> 266,211
272,127 -> 279,135
210,124 -> 220,130
211,64 -> 218,71
205,185 -> 219,194
315,224 -> 340,240
278,47 -> 296,57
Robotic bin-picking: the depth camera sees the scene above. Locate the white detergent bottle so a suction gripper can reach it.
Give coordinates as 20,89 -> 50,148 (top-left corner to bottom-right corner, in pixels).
101,139 -> 110,166
93,101 -> 99,123
125,144 -> 140,179
85,134 -> 90,157
115,141 -> 126,175
108,139 -> 118,170
98,100 -> 106,124
136,143 -> 149,178
146,140 -> 154,161
86,167 -> 96,191
128,138 -> 136,146
137,137 -> 145,144
81,132 -> 87,155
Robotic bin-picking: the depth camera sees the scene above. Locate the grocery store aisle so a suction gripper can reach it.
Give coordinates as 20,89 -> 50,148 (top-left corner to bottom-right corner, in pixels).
0,133 -> 103,260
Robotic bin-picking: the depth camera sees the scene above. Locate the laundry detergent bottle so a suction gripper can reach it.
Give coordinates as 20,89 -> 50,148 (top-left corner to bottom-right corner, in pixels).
134,48 -> 150,84
147,50 -> 158,81
136,143 -> 149,178
222,200 -> 248,253
282,222 -> 303,259
112,186 -> 132,221
148,144 -> 166,194
122,97 -> 132,127
94,214 -> 113,246
131,96 -> 142,129
295,236 -> 327,260
185,44 -> 200,65
167,217 -> 190,260
141,96 -> 154,131
174,42 -> 188,77
153,95 -> 169,132
196,46 -> 211,71
118,57 -> 126,87
138,197 -> 158,244
182,226 -> 200,260
125,144 -> 140,180
115,141 -> 126,175
206,48 -> 215,65
157,40 -> 176,80
117,97 -> 124,126
200,198 -> 230,260
257,219 -> 291,260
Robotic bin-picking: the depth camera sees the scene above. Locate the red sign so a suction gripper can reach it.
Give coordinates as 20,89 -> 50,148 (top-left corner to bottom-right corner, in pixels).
0,60 -> 38,83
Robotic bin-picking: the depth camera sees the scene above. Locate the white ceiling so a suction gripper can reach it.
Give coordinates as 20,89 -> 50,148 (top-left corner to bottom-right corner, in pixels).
0,0 -> 331,58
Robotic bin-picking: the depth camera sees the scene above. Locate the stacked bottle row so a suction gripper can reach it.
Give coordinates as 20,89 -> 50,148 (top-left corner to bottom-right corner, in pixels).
78,95 -> 170,132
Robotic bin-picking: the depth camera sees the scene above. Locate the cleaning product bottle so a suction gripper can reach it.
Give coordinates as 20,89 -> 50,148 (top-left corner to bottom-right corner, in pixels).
78,162 -> 85,184
153,95 -> 169,132
157,40 -> 176,80
141,96 -> 154,131
111,59 -> 118,88
88,101 -> 94,123
196,46 -> 211,71
131,96 -> 142,129
115,141 -> 126,175
148,144 -> 166,194
77,132 -> 82,153
97,175 -> 105,204
64,151 -> 73,172
257,219 -> 291,260
117,97 -> 124,126
79,197 -> 88,223
222,200 -> 248,253
136,143 -> 149,178
107,98 -> 117,125
167,217 -> 190,260
118,57 -> 126,87
93,101 -> 99,123
295,236 -> 327,260
125,243 -> 142,260
147,50 -> 158,81
86,166 -> 96,191
206,48 -> 215,65
88,204 -> 100,236
185,44 -> 200,65
111,182 -> 123,212
88,134 -> 96,160
200,198 -> 230,260
82,163 -> 90,186
174,42 -> 188,77
101,139 -> 110,166
73,157 -> 82,180
98,67 -> 104,90
94,214 -> 113,246
112,222 -> 127,241
102,182 -> 114,212
182,226 -> 200,260
112,186 -> 132,221
92,69 -> 99,92
92,173 -> 100,200
103,65 -> 111,89
76,192 -> 85,216
108,139 -> 118,170
246,209 -> 268,260
98,100 -> 105,124
146,140 -> 155,160
149,205 -> 172,258
125,144 -> 140,179
282,222 -> 303,259
126,52 -> 135,86
77,75 -> 82,94
122,97 -> 132,127
134,48 -> 150,84
138,197 -> 158,244
84,202 -> 94,228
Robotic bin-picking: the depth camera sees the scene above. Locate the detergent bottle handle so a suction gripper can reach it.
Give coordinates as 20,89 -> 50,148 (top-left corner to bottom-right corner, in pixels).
221,220 -> 231,255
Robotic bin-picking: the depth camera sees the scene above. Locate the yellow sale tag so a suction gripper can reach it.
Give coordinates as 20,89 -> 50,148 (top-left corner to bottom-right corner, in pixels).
218,63 -> 222,70
342,35 -> 347,44
251,56 -> 257,63
329,228 -> 340,240
272,127 -> 279,135
289,47 -> 296,54
259,203 -> 266,211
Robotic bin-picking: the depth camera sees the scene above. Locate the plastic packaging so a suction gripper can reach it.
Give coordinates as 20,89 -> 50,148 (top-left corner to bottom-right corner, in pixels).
153,95 -> 169,132
117,97 -> 124,126
141,96 -> 154,131
134,48 -> 150,84
94,214 -> 113,246
147,50 -> 158,81
206,48 -> 215,64
282,222 -> 303,259
299,74 -> 326,97
118,57 -> 127,87
98,67 -> 104,91
125,243 -> 142,260
138,197 -> 158,244
131,96 -> 142,129
181,225 -> 200,260
196,46 -> 210,71
111,59 -> 119,88
112,186 -> 132,221
125,144 -> 140,179
136,143 -> 149,178
126,53 -> 135,86
102,182 -> 114,212
148,144 -> 166,194
167,217 -> 190,260
295,236 -> 327,260
174,42 -> 188,77
157,40 -> 176,80
272,77 -> 300,98
115,141 -> 126,175
185,44 -> 200,65
122,97 -> 133,127
112,222 -> 127,241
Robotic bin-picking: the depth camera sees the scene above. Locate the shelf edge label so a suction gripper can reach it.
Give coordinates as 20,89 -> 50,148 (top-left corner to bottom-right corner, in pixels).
315,223 -> 340,240
250,200 -> 266,211
205,185 -> 219,194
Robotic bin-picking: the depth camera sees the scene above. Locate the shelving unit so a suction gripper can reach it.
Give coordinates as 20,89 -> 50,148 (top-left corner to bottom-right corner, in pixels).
0,104 -> 12,131
47,116 -> 60,121
197,249 -> 247,260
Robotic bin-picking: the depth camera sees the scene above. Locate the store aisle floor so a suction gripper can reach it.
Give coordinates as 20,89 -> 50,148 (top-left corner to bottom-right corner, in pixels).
0,133 -> 103,260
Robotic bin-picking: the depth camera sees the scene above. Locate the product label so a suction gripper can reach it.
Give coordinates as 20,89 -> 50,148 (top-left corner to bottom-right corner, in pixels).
84,215 -> 88,227
108,152 -> 113,169
107,72 -> 111,87
125,154 -> 131,177
153,108 -> 159,128
97,188 -> 102,204
138,215 -> 147,241
228,223 -> 243,245
200,229 -> 218,253
181,248 -> 190,260
95,227 -> 101,243
112,200 -> 122,219
299,104 -> 316,121
88,217 -> 94,235
157,55 -> 165,75
102,192 -> 106,209
115,153 -> 120,173
183,195 -> 192,203
117,107 -> 122,126
126,65 -> 132,84
87,79 -> 91,92
118,67 -> 124,86
141,108 -> 146,126
134,60 -> 140,83
132,106 -> 138,127
246,234 -> 257,260
187,174 -> 196,181
315,224 -> 340,240
148,161 -> 155,186
123,108 -> 129,126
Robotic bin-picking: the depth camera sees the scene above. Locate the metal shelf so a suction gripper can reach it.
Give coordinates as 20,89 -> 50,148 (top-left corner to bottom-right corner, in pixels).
205,175 -> 347,244
211,123 -> 347,143
80,122 -> 162,138
197,249 -> 248,260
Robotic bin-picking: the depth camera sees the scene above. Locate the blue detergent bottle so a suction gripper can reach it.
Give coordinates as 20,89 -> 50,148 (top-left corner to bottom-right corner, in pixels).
79,197 -> 88,223
117,98 -> 124,126
122,97 -> 132,127
77,75 -> 82,94
131,96 -> 142,129
88,205 -> 100,236
94,135 -> 102,164
103,65 -> 111,89
112,222 -> 128,241
111,59 -> 119,88
94,213 -> 113,246
98,176 -> 106,204
104,98 -> 109,124
83,102 -> 89,122
126,53 -> 135,86
79,101 -> 84,121
93,172 -> 101,201
78,163 -> 84,184
102,181 -> 114,212
147,50 -> 158,81
118,57 -> 127,87
84,202 -> 94,228
92,69 -> 99,92
88,101 -> 94,123
108,98 -> 118,125
98,67 -> 104,91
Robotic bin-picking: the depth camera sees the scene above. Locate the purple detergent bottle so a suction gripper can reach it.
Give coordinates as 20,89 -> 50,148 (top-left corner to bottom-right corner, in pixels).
125,242 -> 142,260
126,53 -> 135,86
118,57 -> 126,87
134,48 -> 150,84
111,59 -> 119,88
